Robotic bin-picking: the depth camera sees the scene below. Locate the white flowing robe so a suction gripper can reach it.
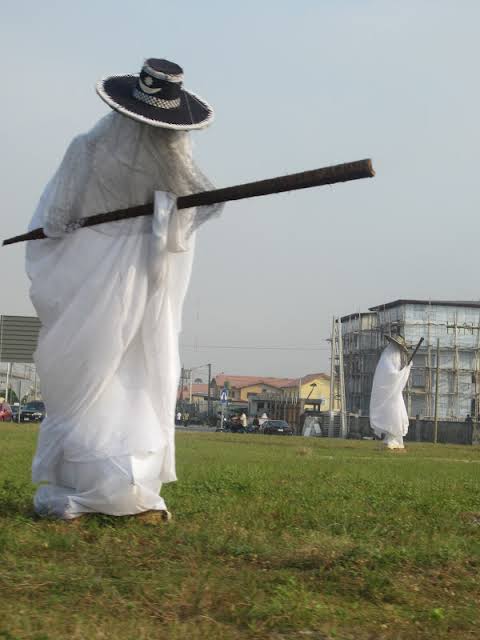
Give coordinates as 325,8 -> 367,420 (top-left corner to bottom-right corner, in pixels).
369,344 -> 412,448
27,113 -> 220,518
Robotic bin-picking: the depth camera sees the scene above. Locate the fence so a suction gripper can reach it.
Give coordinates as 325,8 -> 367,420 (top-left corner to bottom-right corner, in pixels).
405,417 -> 473,445
303,412 -> 476,445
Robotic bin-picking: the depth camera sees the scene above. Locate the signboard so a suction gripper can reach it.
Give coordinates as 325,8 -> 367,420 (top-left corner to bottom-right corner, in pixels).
0,315 -> 41,363
220,388 -> 228,405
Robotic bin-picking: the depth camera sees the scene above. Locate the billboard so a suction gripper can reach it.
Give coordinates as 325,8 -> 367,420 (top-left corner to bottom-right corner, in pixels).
0,315 -> 41,363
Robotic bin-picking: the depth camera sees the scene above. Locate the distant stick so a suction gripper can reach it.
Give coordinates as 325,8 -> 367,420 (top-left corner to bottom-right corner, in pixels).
3,159 -> 375,246
407,337 -> 425,366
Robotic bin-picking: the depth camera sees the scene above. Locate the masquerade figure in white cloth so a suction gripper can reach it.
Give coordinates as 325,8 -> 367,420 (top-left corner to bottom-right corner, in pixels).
369,335 -> 412,450
27,59 -> 222,519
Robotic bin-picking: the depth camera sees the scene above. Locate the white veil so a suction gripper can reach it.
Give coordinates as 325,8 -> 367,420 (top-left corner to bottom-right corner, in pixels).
27,112 -> 222,494
28,111 -> 222,239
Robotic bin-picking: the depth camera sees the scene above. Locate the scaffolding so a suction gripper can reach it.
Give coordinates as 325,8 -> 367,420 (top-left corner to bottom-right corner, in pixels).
328,317 -> 347,437
340,300 -> 480,420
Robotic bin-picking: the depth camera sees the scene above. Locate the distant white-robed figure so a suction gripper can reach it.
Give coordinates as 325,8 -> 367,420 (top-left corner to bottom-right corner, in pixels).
369,335 -> 412,449
259,412 -> 269,427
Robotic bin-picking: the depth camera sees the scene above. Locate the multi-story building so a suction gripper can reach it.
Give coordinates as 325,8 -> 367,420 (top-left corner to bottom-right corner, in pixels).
341,300 -> 480,420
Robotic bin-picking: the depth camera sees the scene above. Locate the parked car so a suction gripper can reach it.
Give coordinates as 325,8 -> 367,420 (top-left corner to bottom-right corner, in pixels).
11,401 -> 46,423
262,420 -> 294,435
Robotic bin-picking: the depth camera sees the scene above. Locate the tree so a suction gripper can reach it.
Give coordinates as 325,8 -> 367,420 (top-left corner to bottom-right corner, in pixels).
1,389 -> 18,404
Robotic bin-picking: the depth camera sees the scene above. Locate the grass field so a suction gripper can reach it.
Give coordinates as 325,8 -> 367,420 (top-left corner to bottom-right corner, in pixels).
1,425 -> 480,639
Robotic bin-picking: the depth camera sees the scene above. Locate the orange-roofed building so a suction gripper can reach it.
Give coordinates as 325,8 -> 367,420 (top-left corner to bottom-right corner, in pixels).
210,372 -> 337,410
211,374 -> 295,402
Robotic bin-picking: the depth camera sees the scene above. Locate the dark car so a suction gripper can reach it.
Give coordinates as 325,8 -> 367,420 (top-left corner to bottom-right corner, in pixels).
11,401 -> 46,423
262,420 -> 294,435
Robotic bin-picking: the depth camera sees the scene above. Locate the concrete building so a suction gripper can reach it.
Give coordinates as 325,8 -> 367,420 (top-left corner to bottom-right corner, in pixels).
341,300 -> 480,420
211,373 -> 334,407
209,372 -> 337,426
210,374 -> 294,402
280,373 -> 333,410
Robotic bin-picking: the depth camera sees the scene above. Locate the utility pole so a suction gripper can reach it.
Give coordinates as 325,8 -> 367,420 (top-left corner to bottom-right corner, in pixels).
178,366 -> 185,411
338,319 -> 347,438
17,378 -> 22,423
181,362 -> 213,422
328,317 -> 336,437
207,363 -> 212,422
433,338 -> 440,444
5,363 -> 11,403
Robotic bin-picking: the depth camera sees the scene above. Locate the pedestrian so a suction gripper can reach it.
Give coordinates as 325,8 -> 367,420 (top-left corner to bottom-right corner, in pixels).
240,411 -> 248,429
176,411 -> 182,425
183,411 -> 190,427
369,335 -> 412,450
0,397 -> 12,421
27,58 -> 221,520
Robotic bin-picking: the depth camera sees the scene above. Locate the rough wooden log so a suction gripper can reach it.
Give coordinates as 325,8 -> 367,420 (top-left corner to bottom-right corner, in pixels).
3,159 -> 374,246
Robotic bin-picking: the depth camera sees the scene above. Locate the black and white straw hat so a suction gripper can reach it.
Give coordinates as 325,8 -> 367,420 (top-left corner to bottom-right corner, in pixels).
96,58 -> 214,130
384,334 -> 410,354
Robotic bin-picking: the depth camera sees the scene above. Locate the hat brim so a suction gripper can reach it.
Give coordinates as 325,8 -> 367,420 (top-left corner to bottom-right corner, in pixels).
384,335 -> 409,353
96,75 -> 214,130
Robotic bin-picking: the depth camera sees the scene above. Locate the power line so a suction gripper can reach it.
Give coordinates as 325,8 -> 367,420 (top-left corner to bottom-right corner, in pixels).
180,344 -> 329,351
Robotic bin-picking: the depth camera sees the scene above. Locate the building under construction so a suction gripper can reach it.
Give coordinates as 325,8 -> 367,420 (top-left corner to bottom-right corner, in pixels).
339,300 -> 480,420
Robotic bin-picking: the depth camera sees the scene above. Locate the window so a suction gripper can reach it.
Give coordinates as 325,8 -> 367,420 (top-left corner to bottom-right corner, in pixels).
413,354 -> 426,367
447,323 -> 478,336
411,396 -> 425,417
411,369 -> 426,388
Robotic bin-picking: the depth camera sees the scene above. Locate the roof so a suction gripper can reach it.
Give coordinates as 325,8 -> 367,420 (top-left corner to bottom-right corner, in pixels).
281,373 -> 330,388
178,384 -> 209,399
340,311 -> 377,322
213,374 -> 295,389
213,373 -> 330,390
369,299 -> 480,311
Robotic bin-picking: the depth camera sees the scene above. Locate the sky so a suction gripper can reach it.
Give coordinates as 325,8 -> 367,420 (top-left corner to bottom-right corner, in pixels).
1,0 -> 479,379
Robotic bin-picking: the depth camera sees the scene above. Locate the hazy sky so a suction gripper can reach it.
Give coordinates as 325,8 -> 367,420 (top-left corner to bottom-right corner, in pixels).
1,1 -> 479,378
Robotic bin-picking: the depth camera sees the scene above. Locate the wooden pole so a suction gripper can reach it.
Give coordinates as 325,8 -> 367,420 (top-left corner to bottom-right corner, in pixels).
407,337 -> 424,366
5,363 -> 10,404
433,338 -> 440,444
207,363 -> 212,422
3,159 -> 375,247
338,319 -> 347,438
328,316 -> 336,438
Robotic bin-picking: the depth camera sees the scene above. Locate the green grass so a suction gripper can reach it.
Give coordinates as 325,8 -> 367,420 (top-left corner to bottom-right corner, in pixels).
1,424 -> 480,639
